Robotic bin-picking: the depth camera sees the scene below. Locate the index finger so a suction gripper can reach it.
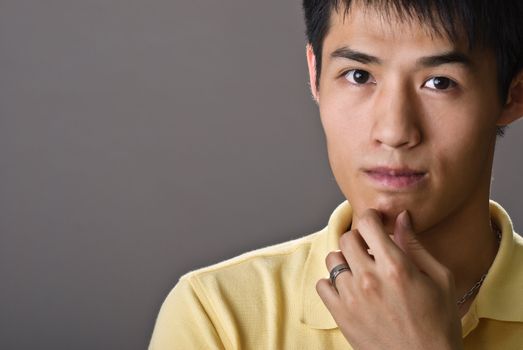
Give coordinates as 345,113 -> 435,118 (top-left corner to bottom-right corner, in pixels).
353,209 -> 404,262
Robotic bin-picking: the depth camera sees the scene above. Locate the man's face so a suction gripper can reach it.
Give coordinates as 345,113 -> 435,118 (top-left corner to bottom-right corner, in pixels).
309,5 -> 504,233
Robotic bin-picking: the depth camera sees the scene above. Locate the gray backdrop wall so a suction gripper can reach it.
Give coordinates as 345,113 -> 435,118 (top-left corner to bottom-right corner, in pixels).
1,1 -> 521,349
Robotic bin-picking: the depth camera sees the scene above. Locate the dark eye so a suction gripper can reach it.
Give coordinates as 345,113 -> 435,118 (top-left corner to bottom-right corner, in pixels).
344,69 -> 375,85
424,76 -> 456,90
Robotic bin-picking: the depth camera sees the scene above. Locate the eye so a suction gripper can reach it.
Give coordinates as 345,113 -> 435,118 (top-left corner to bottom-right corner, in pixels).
423,76 -> 457,90
344,69 -> 376,85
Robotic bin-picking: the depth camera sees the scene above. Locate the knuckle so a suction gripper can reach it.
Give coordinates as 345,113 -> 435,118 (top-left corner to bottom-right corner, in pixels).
358,271 -> 380,293
341,293 -> 357,309
359,212 -> 373,228
385,260 -> 409,281
315,278 -> 326,293
440,266 -> 455,286
338,233 -> 349,250
358,211 -> 381,233
339,230 -> 356,249
316,278 -> 333,297
325,250 -> 342,266
361,209 -> 380,224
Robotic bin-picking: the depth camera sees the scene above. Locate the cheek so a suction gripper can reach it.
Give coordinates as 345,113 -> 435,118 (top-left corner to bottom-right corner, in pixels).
437,135 -> 494,187
319,88 -> 371,142
428,102 -> 496,162
320,99 -> 368,171
425,102 -> 497,199
319,107 -> 359,197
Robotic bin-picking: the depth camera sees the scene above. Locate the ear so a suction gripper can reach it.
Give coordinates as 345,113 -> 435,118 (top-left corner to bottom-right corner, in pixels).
497,70 -> 523,126
306,44 -> 320,104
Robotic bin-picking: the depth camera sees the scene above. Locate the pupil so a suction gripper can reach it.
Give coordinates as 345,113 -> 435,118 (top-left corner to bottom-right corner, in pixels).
354,70 -> 369,83
434,77 -> 450,89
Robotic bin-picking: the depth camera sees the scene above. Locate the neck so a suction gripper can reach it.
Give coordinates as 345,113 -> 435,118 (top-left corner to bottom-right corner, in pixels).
416,196 -> 500,314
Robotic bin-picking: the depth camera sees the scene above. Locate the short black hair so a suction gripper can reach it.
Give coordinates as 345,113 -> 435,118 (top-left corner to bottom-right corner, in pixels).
302,0 -> 523,136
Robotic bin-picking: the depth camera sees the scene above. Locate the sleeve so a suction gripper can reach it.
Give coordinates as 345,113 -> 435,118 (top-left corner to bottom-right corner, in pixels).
148,276 -> 228,350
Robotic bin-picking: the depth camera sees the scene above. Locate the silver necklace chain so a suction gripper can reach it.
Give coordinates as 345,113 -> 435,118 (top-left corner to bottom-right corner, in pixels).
456,225 -> 502,306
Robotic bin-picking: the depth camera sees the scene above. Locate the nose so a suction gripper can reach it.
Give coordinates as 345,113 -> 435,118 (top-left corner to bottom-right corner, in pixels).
371,85 -> 422,149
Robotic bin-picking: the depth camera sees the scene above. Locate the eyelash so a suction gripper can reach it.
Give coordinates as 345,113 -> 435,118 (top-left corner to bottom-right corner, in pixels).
340,69 -> 458,92
341,69 -> 376,86
424,76 -> 457,91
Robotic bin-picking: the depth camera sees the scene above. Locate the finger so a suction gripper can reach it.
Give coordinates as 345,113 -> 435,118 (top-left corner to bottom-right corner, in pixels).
325,250 -> 352,293
316,278 -> 341,313
339,229 -> 374,273
393,211 -> 446,281
354,209 -> 403,262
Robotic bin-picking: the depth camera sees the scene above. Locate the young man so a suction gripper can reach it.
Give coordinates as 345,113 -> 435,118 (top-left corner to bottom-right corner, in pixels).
149,1 -> 523,349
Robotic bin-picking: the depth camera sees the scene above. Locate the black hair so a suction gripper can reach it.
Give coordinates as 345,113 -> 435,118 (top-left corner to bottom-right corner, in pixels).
302,0 -> 523,135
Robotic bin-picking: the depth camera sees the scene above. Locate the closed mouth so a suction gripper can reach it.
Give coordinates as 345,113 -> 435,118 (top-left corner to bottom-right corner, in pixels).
364,167 -> 427,188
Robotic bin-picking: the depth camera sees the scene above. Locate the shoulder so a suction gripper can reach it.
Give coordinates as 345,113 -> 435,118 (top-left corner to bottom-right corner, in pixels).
155,229 -> 326,347
180,228 -> 324,291
150,228 -> 329,348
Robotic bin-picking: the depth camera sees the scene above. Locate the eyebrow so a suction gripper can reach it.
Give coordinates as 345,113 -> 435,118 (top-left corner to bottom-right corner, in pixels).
330,46 -> 473,68
330,47 -> 382,64
417,51 -> 472,68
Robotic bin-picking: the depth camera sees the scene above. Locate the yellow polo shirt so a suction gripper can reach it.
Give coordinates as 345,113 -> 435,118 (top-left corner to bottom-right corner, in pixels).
149,200 -> 523,349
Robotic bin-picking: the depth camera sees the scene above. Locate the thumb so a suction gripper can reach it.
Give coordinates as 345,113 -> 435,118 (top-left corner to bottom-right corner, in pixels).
393,211 -> 441,278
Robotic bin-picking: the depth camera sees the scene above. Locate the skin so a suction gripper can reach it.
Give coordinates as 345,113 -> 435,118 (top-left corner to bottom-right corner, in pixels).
307,3 -> 523,349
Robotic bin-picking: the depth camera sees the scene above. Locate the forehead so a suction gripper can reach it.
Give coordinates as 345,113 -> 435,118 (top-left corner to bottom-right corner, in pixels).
319,2 -> 500,88
324,2 -> 467,54
333,1 -> 461,37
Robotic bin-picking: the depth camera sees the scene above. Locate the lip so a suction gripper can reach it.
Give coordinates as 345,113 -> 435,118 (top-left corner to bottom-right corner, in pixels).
364,167 -> 427,189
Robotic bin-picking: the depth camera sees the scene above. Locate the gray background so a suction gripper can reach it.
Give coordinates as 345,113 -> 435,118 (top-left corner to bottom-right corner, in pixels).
1,1 -> 521,349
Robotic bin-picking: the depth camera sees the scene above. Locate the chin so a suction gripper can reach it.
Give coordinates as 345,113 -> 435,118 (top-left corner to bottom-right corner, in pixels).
373,201 -> 429,234
380,213 -> 399,234
373,196 -> 408,215
347,188 -> 427,231
367,195 -> 416,232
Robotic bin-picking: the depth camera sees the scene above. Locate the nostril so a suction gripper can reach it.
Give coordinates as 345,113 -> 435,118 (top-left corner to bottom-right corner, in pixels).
372,117 -> 422,149
371,90 -> 423,148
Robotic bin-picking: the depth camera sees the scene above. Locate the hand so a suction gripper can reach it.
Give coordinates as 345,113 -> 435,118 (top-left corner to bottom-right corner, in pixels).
316,209 -> 463,350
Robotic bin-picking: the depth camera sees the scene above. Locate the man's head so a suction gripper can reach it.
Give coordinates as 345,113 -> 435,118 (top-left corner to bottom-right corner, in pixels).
303,0 -> 523,108
301,1 -> 523,233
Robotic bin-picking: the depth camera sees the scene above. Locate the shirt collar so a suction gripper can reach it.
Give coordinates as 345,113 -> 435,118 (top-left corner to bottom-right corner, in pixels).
300,200 -> 523,331
300,200 -> 351,329
462,200 -> 523,335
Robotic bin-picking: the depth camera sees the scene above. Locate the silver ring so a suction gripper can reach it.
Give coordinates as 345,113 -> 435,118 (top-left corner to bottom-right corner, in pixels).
329,263 -> 350,291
